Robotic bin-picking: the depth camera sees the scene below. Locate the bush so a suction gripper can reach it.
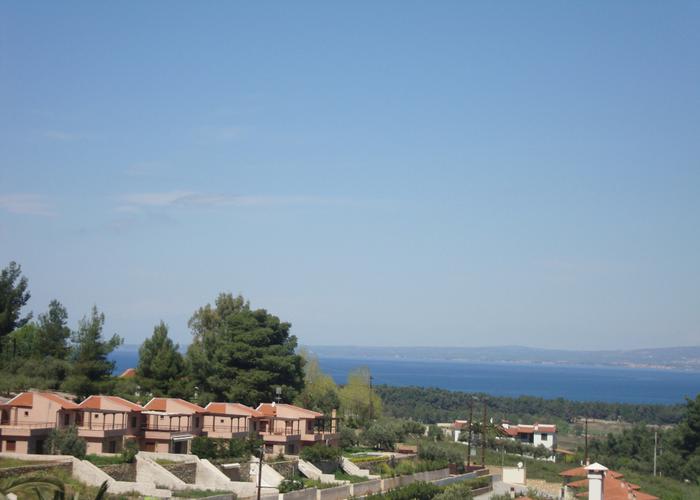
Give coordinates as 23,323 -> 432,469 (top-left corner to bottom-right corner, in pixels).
417,441 -> 464,464
121,438 -> 139,463
191,436 -> 222,459
339,426 -> 359,449
46,425 -> 86,459
299,443 -> 342,463
278,479 -> 304,493
363,420 -> 400,451
366,481 -> 442,500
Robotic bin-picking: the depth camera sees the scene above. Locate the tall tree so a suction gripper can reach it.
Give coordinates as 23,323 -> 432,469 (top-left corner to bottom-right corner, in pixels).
36,300 -> 71,359
137,321 -> 185,396
63,306 -> 122,399
0,262 -> 31,346
295,349 -> 340,414
185,293 -> 304,405
338,366 -> 382,427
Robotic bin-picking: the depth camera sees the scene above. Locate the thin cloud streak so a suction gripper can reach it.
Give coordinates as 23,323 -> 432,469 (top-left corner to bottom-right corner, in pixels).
43,130 -> 82,141
116,191 -> 339,213
0,194 -> 56,216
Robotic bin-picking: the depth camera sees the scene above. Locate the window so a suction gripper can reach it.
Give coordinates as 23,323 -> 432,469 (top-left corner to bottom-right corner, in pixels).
94,414 -> 99,419
131,416 -> 137,428
194,417 -> 200,427
540,433 -> 548,439
24,411 -> 29,417
6,440 -> 16,452
220,419 -> 225,423
63,414 -> 70,425
160,415 -> 164,419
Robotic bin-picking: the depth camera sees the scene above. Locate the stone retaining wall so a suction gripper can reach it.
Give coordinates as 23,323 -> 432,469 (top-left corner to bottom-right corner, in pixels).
100,463 -> 136,482
0,462 -> 71,479
163,462 -> 198,484
279,487 -> 318,500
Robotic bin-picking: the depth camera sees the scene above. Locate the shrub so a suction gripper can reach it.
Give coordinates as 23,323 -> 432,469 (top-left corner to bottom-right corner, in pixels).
278,479 -> 304,493
299,443 -> 342,463
417,441 -> 464,464
427,425 -> 444,441
339,426 -> 359,449
363,420 -> 400,451
367,481 -> 442,500
121,438 -> 139,463
46,425 -> 86,459
191,436 -> 220,459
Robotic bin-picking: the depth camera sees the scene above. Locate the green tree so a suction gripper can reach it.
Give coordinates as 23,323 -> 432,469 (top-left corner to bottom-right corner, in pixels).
295,349 -> 340,414
63,306 -> 122,399
362,419 -> 399,450
0,261 -> 31,347
137,321 -> 185,396
339,366 -> 382,427
47,425 -> 87,458
185,293 -> 304,405
36,300 -> 71,359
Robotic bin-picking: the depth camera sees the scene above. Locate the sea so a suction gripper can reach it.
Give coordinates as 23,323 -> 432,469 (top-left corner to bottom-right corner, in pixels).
109,350 -> 700,405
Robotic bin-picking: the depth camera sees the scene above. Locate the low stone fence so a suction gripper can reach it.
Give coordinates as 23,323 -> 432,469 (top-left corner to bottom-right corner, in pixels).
0,462 -> 72,479
317,484 -> 352,500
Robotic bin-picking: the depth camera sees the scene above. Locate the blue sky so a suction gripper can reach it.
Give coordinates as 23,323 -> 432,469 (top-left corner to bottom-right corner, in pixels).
1,2 -> 699,349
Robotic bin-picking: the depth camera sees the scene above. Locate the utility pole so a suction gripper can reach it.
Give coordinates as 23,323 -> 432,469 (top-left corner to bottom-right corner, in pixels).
256,443 -> 264,500
466,397 -> 476,467
653,427 -> 658,477
368,374 -> 374,422
481,399 -> 487,467
584,418 -> 589,466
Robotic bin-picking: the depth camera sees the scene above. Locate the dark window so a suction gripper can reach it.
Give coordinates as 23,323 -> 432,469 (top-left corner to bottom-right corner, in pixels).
194,417 -> 200,427
6,440 -> 16,452
131,416 -> 137,428
24,411 -> 29,417
64,414 -> 70,425
541,433 -> 548,439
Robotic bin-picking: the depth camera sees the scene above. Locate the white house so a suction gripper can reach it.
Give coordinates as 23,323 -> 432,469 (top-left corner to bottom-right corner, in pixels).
501,422 -> 557,450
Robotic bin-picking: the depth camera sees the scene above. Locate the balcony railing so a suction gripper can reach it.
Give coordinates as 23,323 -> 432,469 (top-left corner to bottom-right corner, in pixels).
202,424 -> 248,433
142,423 -> 196,433
0,422 -> 55,429
76,423 -> 128,431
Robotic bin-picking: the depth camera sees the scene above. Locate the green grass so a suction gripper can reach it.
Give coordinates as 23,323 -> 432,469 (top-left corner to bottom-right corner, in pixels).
615,468 -> 700,500
155,458 -> 180,465
334,470 -> 367,483
85,454 -> 127,466
172,489 -> 232,498
0,457 -> 49,468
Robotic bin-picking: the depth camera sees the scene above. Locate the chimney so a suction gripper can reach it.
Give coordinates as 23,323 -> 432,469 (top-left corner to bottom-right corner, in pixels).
585,463 -> 608,500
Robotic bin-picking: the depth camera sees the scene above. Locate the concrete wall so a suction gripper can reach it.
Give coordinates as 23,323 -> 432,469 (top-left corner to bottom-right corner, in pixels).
279,487 -> 317,500
316,484 -> 351,500
349,479 -> 382,497
136,454 -> 189,490
196,458 -> 258,498
381,477 -> 400,491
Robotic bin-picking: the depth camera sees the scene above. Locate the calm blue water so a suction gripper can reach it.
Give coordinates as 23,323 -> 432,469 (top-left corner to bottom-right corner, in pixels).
110,351 -> 700,405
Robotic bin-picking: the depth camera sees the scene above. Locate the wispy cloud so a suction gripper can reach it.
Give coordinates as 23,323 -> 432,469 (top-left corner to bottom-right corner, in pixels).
116,191 -> 332,213
0,194 -> 56,216
43,130 -> 82,141
124,161 -> 164,177
195,125 -> 246,142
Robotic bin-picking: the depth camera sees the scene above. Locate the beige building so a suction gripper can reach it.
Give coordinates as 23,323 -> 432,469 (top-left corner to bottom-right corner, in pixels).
256,403 -> 339,455
203,402 -> 262,440
76,395 -> 144,454
141,397 -> 206,453
0,392 -> 79,454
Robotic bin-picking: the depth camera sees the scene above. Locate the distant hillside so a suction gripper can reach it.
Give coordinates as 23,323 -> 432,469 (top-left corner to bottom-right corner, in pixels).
305,345 -> 700,371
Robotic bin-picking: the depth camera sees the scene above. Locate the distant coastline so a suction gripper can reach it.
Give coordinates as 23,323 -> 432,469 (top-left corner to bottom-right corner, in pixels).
305,344 -> 700,372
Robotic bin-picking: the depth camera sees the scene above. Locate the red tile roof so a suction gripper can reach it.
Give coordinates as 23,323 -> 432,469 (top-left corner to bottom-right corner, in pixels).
7,392 -> 78,410
119,368 -> 137,378
79,395 -> 142,412
256,403 -> 323,418
205,402 -> 263,417
143,397 -> 205,413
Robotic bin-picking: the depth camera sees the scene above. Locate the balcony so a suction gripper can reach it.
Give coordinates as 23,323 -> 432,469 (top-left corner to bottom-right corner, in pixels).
202,423 -> 249,439
0,421 -> 56,437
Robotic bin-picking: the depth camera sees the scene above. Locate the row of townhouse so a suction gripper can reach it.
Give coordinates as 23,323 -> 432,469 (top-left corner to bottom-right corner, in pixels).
0,392 -> 338,456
